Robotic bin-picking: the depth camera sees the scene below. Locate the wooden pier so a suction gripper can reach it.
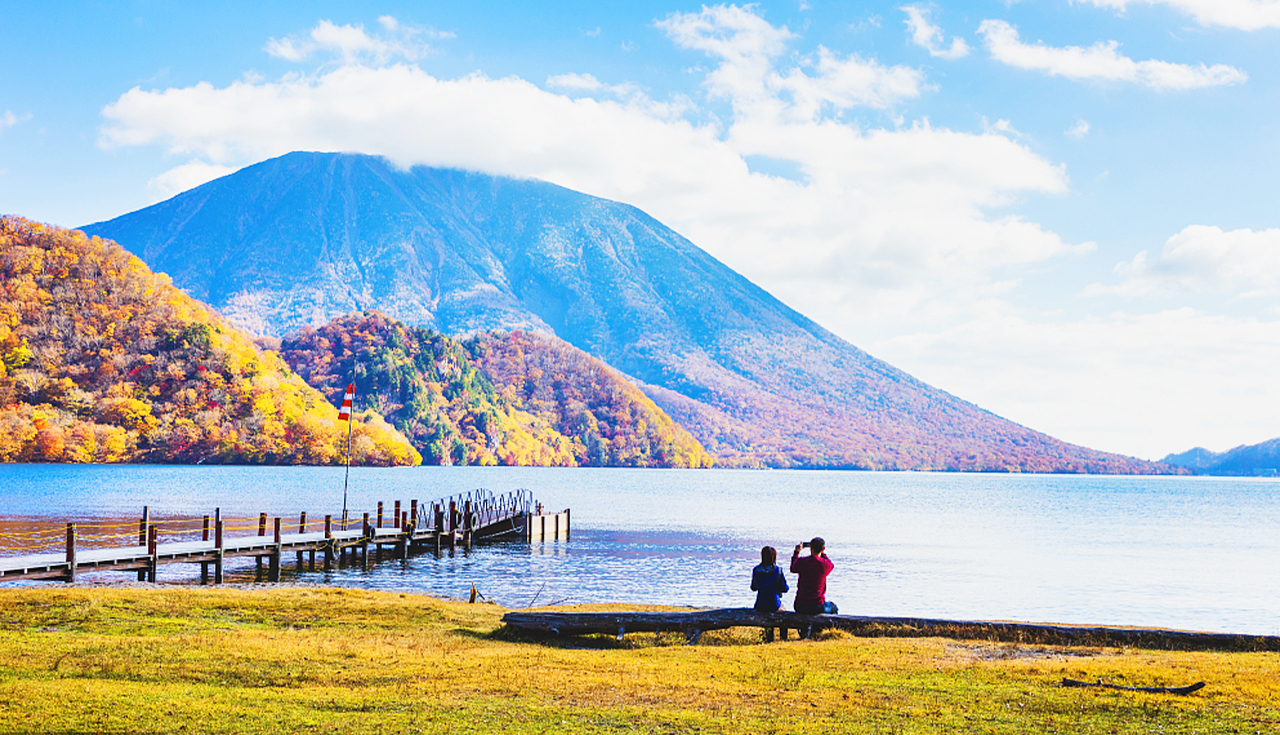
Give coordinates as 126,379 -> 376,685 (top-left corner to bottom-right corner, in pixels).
0,488 -> 570,584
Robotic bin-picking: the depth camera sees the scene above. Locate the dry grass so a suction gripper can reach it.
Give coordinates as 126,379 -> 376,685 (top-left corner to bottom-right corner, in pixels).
0,586 -> 1275,733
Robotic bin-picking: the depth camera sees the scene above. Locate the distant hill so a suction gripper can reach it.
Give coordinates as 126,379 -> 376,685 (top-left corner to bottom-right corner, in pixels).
464,330 -> 714,469
278,311 -> 711,468
0,216 -> 419,466
1162,439 -> 1280,476
82,151 -> 1175,473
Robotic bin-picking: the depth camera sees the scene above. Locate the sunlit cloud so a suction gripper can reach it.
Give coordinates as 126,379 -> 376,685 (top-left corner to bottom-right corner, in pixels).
264,16 -> 452,66
978,19 -> 1247,90
1089,225 -> 1280,296
1065,119 -> 1090,138
901,5 -> 970,60
1080,0 -> 1280,31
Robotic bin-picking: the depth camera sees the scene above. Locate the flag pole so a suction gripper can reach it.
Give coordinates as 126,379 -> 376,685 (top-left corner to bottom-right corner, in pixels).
343,410 -> 351,530
338,381 -> 355,531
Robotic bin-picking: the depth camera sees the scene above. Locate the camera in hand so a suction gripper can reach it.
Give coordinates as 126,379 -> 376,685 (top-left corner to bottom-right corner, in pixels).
801,541 -> 810,548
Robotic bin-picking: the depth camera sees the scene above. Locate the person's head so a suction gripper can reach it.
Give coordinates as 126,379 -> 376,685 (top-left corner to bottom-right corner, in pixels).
760,545 -> 777,566
809,537 -> 825,554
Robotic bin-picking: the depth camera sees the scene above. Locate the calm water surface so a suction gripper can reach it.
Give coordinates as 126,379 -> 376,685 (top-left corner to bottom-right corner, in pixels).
0,465 -> 1276,635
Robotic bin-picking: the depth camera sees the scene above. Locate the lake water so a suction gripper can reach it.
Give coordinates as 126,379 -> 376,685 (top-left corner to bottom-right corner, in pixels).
0,465 -> 1276,636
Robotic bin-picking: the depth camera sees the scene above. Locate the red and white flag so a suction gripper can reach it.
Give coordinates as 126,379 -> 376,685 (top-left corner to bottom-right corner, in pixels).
337,383 -> 355,421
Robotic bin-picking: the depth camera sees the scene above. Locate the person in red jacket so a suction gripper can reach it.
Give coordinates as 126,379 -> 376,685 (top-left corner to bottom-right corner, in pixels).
791,537 -> 837,615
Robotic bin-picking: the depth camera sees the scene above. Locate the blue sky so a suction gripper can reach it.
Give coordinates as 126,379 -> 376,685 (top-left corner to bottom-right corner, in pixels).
3,0 -> 1279,460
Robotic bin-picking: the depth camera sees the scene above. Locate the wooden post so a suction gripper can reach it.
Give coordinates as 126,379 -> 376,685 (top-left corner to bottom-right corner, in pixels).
554,512 -> 560,541
214,509 -> 223,584
410,499 -> 418,532
147,525 -> 158,583
65,523 -> 76,583
464,500 -> 473,550
137,506 -> 150,581
361,513 -> 370,570
377,501 -> 384,528
565,508 -> 571,540
201,514 -> 211,584
256,512 -> 267,578
269,517 -> 281,582
448,500 -> 457,551
323,515 -> 333,570
394,501 -> 401,529
296,511 -> 307,569
434,505 -> 444,555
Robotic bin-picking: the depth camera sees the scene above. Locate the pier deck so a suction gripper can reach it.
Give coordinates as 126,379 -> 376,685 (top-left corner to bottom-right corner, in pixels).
0,488 -> 569,584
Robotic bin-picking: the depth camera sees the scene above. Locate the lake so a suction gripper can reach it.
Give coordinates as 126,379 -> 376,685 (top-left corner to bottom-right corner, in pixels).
0,464 -> 1276,636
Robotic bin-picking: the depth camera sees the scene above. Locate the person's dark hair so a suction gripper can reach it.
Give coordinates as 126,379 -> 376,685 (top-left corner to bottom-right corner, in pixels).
760,545 -> 777,566
809,537 -> 825,554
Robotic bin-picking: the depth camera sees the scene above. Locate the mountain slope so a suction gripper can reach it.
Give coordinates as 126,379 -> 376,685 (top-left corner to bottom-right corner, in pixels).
464,330 -> 714,469
83,151 -> 1170,472
1162,439 -> 1280,476
0,216 -> 420,465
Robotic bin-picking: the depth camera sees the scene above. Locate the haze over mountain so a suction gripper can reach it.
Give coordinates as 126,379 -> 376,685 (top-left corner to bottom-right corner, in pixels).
83,151 -> 1172,472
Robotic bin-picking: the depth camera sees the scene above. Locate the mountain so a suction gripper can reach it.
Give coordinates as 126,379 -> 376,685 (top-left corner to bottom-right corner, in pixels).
1162,439 -> 1280,476
0,216 -> 420,466
277,311 -> 710,467
82,151 -> 1173,473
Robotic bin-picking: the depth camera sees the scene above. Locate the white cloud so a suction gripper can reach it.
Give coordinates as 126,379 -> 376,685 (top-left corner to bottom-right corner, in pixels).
264,17 -> 450,66
874,307 -> 1280,458
658,5 -> 925,117
547,72 -> 605,91
1092,225 -> 1280,296
1080,0 -> 1280,31
546,72 -> 645,102
146,160 -> 236,200
0,110 -> 32,133
1065,119 -> 1090,138
978,19 -> 1248,90
100,4 -> 1086,421
901,5 -> 970,60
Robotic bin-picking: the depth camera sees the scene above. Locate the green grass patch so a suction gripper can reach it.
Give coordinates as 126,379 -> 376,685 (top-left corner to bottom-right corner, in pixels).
0,587 -> 1275,733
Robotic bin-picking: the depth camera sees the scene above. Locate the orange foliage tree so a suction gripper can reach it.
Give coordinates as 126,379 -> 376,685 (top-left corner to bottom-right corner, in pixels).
0,217 -> 419,466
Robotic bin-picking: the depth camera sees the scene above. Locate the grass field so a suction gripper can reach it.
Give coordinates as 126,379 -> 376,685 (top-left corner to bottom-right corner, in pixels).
0,586 -> 1275,733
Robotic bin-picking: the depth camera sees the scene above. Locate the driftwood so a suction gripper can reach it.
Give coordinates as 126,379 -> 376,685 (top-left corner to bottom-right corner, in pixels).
1062,678 -> 1206,695
500,608 -> 1280,652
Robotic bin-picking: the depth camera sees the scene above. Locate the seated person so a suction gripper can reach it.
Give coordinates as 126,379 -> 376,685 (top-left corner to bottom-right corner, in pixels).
750,545 -> 788,612
791,537 -> 837,615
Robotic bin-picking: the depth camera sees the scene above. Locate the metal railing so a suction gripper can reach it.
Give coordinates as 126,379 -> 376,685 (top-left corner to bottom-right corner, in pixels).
415,488 -> 533,533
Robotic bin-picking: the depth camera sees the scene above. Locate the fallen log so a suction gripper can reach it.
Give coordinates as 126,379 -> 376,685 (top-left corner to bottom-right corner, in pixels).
500,608 -> 1280,651
1062,678 -> 1206,695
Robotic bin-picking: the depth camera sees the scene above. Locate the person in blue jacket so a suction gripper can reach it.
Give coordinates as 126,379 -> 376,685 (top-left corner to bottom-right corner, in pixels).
751,545 -> 788,612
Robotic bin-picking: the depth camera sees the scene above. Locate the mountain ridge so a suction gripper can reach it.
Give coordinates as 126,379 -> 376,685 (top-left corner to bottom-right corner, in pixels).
1162,438 -> 1280,476
82,151 -> 1176,473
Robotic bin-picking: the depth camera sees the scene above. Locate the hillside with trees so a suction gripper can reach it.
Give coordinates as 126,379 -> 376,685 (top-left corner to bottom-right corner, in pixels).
278,311 -> 574,466
0,217 -> 420,465
277,312 -> 712,468
465,330 -> 714,469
